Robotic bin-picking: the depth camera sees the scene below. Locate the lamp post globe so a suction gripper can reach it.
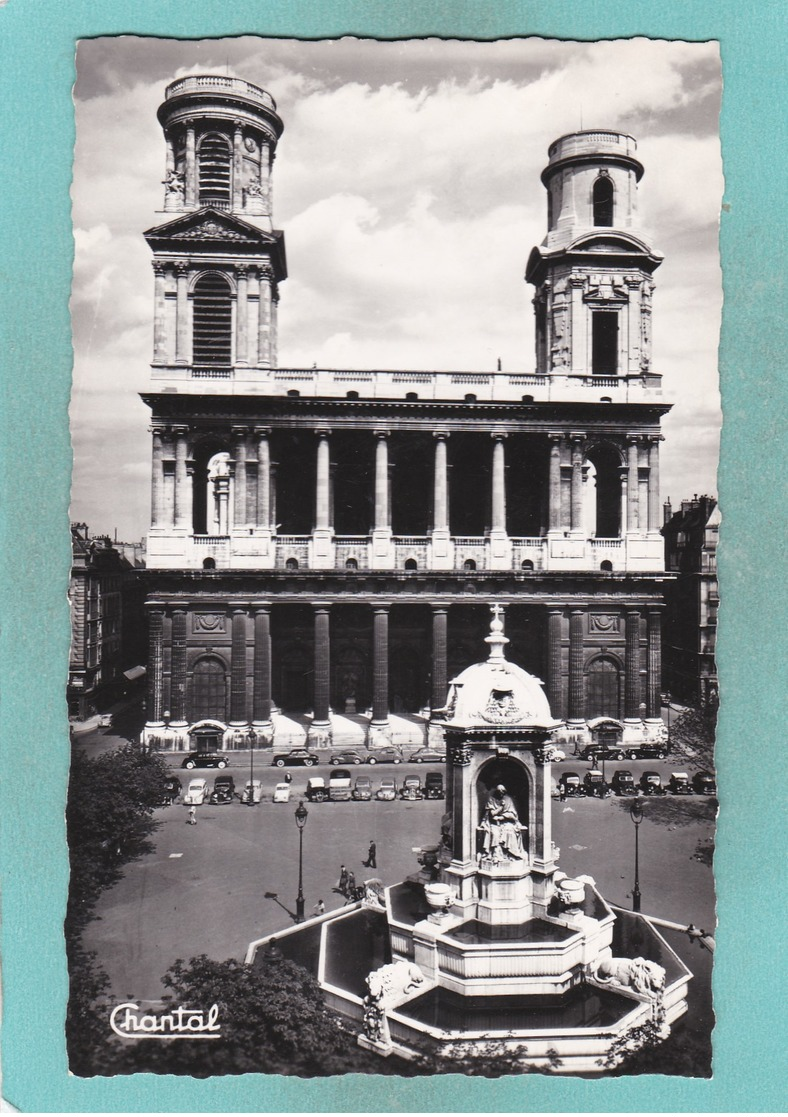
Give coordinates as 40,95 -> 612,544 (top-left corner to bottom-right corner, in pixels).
630,798 -> 644,913
294,800 -> 309,922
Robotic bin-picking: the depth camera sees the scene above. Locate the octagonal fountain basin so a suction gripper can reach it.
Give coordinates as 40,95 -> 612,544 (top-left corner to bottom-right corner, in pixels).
446,917 -> 576,945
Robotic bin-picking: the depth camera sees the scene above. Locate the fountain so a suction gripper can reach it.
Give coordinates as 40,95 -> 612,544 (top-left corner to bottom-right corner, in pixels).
247,605 -> 691,1073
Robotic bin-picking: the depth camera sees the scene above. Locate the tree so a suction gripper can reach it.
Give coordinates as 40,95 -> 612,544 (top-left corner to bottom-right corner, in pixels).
669,706 -> 716,770
118,954 -> 384,1077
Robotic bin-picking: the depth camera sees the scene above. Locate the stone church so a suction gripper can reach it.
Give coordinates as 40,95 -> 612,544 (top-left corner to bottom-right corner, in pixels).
140,74 -> 672,751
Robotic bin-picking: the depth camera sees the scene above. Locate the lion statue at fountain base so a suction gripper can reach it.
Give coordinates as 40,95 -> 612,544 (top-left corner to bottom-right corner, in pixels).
592,956 -> 666,998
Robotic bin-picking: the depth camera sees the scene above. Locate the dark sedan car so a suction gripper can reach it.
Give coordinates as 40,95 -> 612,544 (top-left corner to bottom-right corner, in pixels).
272,748 -> 320,768
610,769 -> 637,796
409,747 -> 447,764
180,752 -> 229,770
210,775 -> 236,804
692,770 -> 717,795
365,747 -> 403,765
639,770 -> 666,795
329,749 -> 365,766
579,743 -> 626,763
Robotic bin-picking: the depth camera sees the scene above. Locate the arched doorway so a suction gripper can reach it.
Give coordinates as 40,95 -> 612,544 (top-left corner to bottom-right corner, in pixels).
586,655 -> 622,720
586,443 -> 622,538
189,656 -> 228,722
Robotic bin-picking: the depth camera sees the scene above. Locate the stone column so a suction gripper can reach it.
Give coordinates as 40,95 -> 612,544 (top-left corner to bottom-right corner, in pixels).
431,607 -> 448,712
153,263 -> 167,363
175,263 -> 189,365
232,121 -> 244,211
184,119 -> 196,208
646,609 -> 662,721
230,608 -> 248,726
147,609 -> 165,726
647,436 -> 662,531
170,609 -> 188,727
369,606 -> 391,747
568,609 -> 585,725
374,432 -> 389,530
619,466 -> 628,539
233,429 -> 248,528
161,432 -> 176,529
309,606 -> 332,748
252,606 -> 273,738
216,475 -> 230,536
173,427 -> 191,531
315,430 -> 331,530
570,435 -> 585,532
627,437 -> 640,532
625,276 -> 642,374
151,428 -> 165,528
258,266 -> 273,367
491,435 -> 507,532
256,429 -> 271,528
548,435 -> 563,531
547,608 -> 563,718
236,265 -> 249,365
433,434 -> 449,532
625,609 -> 642,721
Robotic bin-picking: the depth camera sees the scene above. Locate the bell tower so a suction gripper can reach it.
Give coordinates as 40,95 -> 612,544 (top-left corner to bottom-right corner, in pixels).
526,130 -> 663,381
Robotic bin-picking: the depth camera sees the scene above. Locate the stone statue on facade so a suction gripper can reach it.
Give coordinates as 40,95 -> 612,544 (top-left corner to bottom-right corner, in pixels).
479,783 -> 525,861
163,168 -> 184,203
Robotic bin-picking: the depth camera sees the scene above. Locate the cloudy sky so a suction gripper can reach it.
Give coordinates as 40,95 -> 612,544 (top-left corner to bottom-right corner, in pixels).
70,36 -> 723,541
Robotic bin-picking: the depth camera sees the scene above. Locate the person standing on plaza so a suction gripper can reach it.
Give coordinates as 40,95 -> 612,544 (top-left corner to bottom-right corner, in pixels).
363,839 -> 377,868
313,898 -> 326,916
337,864 -> 349,895
346,870 -> 356,899
188,805 -> 197,825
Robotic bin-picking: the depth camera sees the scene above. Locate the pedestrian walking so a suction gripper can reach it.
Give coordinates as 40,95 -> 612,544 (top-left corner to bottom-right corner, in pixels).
363,839 -> 377,868
313,899 -> 326,916
188,805 -> 197,825
337,864 -> 349,895
346,870 -> 356,897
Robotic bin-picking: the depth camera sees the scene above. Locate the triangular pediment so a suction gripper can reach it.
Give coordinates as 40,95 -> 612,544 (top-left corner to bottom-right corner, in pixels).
144,208 -> 280,247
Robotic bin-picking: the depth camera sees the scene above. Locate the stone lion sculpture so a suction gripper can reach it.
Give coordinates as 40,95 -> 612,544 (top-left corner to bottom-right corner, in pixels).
366,960 -> 425,1006
593,956 -> 666,998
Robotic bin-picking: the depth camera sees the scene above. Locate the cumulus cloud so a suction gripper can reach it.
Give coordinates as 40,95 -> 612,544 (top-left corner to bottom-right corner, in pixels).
70,37 -> 722,538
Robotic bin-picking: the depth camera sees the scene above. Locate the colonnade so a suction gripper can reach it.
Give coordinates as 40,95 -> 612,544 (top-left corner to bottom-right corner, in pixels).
150,425 -> 663,538
146,603 -> 663,732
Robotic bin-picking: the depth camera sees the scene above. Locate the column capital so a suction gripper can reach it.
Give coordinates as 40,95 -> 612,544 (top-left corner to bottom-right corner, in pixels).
548,606 -> 564,615
237,263 -> 249,277
150,425 -> 166,437
433,430 -> 450,440
627,434 -> 642,446
314,426 -> 331,438
254,426 -> 271,439
311,603 -> 331,613
234,118 -> 244,132
647,433 -> 664,444
172,424 -> 189,437
624,274 -> 642,288
431,604 -> 448,615
152,261 -> 166,276
490,431 -> 508,441
567,274 -> 586,288
569,431 -> 587,443
183,116 -> 195,128
232,425 -> 250,438
373,603 -> 391,614
251,603 -> 272,614
231,605 -> 249,615
570,607 -> 585,616
626,607 -> 642,618
373,428 -> 390,440
175,261 -> 189,276
548,431 -> 565,443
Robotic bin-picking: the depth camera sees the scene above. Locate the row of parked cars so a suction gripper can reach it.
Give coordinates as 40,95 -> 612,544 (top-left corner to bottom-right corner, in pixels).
168,768 -> 446,806
178,746 -> 448,770
558,768 -> 717,799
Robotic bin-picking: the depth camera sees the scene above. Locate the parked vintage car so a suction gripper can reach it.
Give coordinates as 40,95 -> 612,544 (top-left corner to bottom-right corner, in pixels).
328,768 -> 353,801
306,776 -> 328,802
272,782 -> 292,803
400,775 -> 423,800
376,777 -> 398,801
627,743 -> 668,761
579,743 -> 626,763
272,748 -> 319,768
240,779 -> 263,804
558,771 -> 583,798
583,769 -> 609,798
610,769 -> 637,796
181,752 -> 229,770
365,747 -> 403,765
408,746 -> 447,764
692,770 -> 717,795
352,775 -> 373,801
210,775 -> 235,804
424,771 -> 445,800
542,744 -> 566,763
183,778 -> 210,805
640,770 -> 666,795
329,749 -> 365,766
668,772 -> 694,795
162,775 -> 182,804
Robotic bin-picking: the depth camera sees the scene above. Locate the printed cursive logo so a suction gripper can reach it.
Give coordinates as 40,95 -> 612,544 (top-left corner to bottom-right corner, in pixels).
110,1001 -> 221,1040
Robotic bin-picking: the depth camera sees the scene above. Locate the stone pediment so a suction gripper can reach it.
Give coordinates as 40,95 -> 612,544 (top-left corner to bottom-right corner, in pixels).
568,230 -> 659,259
144,209 -> 281,248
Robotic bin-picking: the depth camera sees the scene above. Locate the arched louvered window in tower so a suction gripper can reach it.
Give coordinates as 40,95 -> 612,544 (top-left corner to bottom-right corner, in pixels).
592,176 -> 614,227
198,133 -> 232,208
193,274 -> 232,365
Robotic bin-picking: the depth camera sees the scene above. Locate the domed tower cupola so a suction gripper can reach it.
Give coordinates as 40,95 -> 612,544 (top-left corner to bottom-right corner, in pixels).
526,130 -> 663,382
156,74 -> 284,226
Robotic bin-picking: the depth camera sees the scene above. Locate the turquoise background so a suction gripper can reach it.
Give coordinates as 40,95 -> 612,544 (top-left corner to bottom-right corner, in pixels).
0,0 -> 785,1111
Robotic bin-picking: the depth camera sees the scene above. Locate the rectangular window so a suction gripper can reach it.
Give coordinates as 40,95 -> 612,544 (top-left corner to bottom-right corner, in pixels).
592,310 -> 618,375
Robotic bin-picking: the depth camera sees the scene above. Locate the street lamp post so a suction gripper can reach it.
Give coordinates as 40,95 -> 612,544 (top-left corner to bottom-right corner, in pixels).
248,727 -> 255,802
294,800 -> 309,923
630,798 -> 644,912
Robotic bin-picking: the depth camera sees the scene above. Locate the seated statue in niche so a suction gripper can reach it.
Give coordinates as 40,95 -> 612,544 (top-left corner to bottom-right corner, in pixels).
479,783 -> 526,862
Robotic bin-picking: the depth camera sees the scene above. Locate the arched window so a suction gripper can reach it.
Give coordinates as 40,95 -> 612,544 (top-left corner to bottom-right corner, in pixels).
593,176 -> 614,226
521,559 -> 534,572
202,557 -> 216,570
406,392 -> 419,401
345,558 -> 358,571
404,558 -> 418,572
193,274 -> 232,365
463,559 -> 476,572
190,657 -> 227,722
600,559 -> 613,572
346,391 -> 359,400
198,133 -> 232,208
285,557 -> 299,571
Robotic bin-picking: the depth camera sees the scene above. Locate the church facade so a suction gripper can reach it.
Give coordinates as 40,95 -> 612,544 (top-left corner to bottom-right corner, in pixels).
140,76 -> 672,751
